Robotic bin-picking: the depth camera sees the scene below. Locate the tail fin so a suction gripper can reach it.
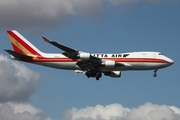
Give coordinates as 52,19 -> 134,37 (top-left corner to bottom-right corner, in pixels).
7,30 -> 42,56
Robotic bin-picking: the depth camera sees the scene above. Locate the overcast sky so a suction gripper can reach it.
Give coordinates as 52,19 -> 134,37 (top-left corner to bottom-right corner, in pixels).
0,0 -> 180,120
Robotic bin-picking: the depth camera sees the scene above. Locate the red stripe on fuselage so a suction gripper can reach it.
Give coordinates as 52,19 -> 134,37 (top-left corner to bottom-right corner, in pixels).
7,30 -> 41,56
19,57 -> 170,64
104,58 -> 169,63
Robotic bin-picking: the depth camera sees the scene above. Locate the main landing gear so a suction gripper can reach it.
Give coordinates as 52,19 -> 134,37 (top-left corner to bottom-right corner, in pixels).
153,70 -> 157,77
85,70 -> 102,80
95,72 -> 102,80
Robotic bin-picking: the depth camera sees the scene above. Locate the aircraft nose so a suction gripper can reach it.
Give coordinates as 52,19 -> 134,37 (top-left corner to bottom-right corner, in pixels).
167,58 -> 174,65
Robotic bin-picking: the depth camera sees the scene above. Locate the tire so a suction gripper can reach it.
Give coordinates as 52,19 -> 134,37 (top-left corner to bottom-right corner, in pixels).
153,74 -> 157,77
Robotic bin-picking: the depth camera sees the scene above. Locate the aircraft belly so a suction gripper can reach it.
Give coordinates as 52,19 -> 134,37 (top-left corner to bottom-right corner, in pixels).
128,62 -> 168,70
100,62 -> 168,71
33,61 -> 168,71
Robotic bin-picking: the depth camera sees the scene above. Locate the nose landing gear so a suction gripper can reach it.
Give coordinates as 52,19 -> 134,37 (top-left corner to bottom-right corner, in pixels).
153,70 -> 157,77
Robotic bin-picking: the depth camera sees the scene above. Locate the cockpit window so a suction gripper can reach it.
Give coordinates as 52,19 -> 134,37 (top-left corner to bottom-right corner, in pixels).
158,53 -> 163,55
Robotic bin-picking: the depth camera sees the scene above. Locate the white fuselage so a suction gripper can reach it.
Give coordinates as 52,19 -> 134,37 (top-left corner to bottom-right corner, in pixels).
29,51 -> 173,71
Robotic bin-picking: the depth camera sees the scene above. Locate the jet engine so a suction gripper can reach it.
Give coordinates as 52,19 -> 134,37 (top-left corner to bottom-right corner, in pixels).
79,52 -> 91,60
104,71 -> 121,78
104,61 -> 116,67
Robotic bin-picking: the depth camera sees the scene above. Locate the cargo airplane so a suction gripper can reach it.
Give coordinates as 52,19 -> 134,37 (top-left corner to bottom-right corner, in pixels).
5,30 -> 174,80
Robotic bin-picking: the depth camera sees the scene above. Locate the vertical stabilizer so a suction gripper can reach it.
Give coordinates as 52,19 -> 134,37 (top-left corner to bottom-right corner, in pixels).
7,30 -> 42,56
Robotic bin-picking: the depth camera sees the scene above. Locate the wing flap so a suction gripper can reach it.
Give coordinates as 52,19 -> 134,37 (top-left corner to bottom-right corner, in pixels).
76,60 -> 100,70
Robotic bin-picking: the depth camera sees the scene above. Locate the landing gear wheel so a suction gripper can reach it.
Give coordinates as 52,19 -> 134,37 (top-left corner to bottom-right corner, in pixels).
153,73 -> 157,77
85,72 -> 91,78
153,70 -> 157,77
95,72 -> 101,81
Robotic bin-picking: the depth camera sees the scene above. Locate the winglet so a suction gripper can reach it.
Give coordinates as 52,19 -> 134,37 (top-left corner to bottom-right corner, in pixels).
42,36 -> 51,42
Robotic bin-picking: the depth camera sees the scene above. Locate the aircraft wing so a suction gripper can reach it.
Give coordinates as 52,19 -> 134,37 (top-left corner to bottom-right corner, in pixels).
42,36 -> 130,70
42,36 -> 101,61
42,36 -> 78,53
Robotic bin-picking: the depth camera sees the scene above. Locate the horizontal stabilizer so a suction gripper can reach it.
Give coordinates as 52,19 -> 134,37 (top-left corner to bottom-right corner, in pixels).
4,49 -> 33,59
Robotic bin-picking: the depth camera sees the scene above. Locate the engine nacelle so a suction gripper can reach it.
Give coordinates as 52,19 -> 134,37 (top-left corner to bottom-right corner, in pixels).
104,61 -> 116,68
79,52 -> 91,60
104,71 -> 121,78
